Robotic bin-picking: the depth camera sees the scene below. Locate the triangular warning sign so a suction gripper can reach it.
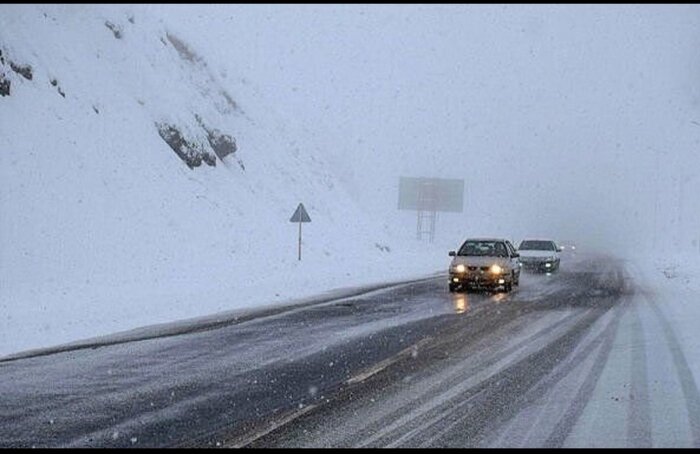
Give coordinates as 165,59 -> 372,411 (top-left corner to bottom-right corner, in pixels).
289,203 -> 311,223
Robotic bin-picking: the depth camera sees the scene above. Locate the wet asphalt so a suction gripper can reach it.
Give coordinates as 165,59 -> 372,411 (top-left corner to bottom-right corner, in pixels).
1,252 -> 697,448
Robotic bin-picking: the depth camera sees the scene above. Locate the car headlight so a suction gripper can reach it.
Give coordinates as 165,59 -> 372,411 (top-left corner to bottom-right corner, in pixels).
454,264 -> 466,273
490,264 -> 503,274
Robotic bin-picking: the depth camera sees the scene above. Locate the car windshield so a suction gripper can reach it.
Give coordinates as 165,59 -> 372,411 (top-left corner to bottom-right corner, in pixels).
458,241 -> 508,257
519,240 -> 556,251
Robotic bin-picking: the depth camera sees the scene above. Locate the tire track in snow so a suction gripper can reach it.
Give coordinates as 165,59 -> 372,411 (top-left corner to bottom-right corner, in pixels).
626,300 -> 652,448
540,298 -> 627,447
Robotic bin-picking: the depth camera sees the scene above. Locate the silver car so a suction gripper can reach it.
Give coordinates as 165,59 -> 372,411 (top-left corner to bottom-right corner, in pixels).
448,238 -> 521,292
517,239 -> 561,272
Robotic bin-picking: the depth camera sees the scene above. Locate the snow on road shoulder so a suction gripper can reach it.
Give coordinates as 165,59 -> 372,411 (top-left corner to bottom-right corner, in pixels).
635,253 -> 700,395
0,239 -> 449,359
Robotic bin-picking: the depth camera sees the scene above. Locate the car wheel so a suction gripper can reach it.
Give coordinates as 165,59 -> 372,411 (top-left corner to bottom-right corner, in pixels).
449,283 -> 458,292
513,271 -> 520,286
503,281 -> 512,292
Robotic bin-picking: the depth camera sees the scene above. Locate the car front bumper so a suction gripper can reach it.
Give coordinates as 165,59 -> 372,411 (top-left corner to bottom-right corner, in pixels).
520,260 -> 559,272
449,272 -> 508,287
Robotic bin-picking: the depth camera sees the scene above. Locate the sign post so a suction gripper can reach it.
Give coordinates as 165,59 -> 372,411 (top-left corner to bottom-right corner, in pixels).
289,203 -> 311,261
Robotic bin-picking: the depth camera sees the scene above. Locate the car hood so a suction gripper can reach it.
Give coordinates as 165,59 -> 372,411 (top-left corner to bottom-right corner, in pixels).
451,256 -> 510,267
518,250 -> 558,259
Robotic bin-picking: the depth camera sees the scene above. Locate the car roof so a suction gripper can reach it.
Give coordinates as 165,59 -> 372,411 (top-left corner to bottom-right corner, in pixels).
463,238 -> 509,242
520,238 -> 557,242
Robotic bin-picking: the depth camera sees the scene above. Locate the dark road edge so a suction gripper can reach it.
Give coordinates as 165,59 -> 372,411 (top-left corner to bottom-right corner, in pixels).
0,273 -> 444,364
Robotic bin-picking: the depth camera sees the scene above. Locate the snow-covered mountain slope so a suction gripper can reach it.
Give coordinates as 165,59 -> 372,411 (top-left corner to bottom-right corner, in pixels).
0,5 -> 446,356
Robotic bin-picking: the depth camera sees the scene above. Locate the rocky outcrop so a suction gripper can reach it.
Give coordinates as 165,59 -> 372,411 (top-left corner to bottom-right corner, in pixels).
9,61 -> 32,80
104,21 -> 123,39
0,74 -> 9,96
206,128 -> 237,161
50,78 -> 65,97
0,49 -> 10,96
165,32 -> 200,64
194,114 -> 244,170
156,123 -> 216,169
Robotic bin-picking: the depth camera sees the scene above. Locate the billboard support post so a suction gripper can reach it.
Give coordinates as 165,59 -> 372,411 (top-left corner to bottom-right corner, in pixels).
398,177 -> 464,242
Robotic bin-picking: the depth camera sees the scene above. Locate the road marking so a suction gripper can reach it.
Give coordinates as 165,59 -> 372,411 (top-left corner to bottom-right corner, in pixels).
226,403 -> 318,448
227,336 -> 434,448
346,337 -> 434,385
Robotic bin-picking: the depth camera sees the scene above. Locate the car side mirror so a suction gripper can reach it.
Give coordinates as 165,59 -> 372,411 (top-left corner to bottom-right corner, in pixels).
557,247 -> 563,252
449,251 -> 456,257
512,252 -> 520,258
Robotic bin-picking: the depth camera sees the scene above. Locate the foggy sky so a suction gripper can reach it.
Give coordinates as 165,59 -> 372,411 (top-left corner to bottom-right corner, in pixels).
149,4 -> 700,253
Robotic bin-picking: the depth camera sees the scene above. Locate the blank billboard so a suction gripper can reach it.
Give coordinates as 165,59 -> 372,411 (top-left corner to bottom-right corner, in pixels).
398,177 -> 464,212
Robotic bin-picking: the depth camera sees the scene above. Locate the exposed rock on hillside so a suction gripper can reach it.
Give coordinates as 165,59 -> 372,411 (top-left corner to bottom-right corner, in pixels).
156,122 -> 216,169
10,61 -> 32,80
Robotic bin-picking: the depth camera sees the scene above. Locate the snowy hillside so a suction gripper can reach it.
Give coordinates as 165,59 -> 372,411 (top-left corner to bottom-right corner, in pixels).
0,5 -> 446,356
